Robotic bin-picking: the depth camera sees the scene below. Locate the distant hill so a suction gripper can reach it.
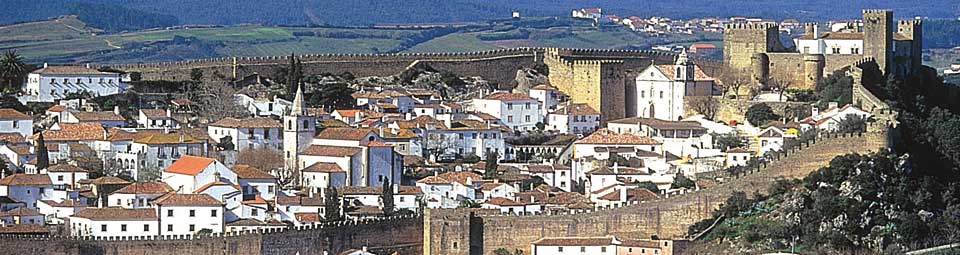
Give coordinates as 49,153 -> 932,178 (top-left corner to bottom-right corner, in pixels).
2,0 -> 957,27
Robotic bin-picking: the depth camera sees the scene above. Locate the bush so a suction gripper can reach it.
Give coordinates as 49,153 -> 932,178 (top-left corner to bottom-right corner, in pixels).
745,103 -> 777,125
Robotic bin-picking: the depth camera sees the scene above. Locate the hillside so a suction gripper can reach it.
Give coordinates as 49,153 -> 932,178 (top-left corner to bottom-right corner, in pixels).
0,17 -> 721,64
1,0 -> 957,27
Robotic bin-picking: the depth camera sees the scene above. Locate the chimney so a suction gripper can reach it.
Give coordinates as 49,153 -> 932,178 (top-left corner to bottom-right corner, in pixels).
113,106 -> 120,115
43,63 -> 48,68
613,161 -> 619,174
619,186 -> 627,202
466,176 -> 473,185
811,105 -> 820,117
166,108 -> 173,118
362,247 -> 368,253
85,63 -> 91,69
379,126 -> 384,137
392,183 -> 399,194
179,134 -> 185,142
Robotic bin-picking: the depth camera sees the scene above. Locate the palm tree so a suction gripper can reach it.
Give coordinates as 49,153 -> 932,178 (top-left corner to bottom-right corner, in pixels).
0,50 -> 26,93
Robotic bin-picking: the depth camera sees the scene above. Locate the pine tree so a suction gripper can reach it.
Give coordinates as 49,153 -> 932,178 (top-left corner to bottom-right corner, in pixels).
381,178 -> 395,215
35,132 -> 49,171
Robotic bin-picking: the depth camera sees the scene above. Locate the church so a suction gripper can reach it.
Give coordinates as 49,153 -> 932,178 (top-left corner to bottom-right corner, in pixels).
283,84 -> 403,191
633,50 -> 719,121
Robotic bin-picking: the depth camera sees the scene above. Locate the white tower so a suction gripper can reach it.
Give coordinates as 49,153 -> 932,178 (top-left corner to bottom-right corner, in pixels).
674,48 -> 695,81
283,83 -> 316,185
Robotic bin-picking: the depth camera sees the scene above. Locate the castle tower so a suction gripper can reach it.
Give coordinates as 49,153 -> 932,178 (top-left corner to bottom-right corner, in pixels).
722,22 -> 782,72
862,9 -> 894,75
803,54 -> 825,89
674,49 -> 695,81
283,83 -> 316,185
898,19 -> 923,73
751,53 -> 770,86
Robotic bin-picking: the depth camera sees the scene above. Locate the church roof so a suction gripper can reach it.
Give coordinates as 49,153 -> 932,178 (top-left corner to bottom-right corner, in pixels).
652,64 -> 715,81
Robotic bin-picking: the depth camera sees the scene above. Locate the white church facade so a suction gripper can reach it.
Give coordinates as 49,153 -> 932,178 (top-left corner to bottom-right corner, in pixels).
633,50 -> 718,121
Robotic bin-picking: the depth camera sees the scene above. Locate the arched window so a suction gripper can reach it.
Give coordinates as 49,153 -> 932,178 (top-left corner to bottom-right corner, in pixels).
287,120 -> 292,129
676,67 -> 682,79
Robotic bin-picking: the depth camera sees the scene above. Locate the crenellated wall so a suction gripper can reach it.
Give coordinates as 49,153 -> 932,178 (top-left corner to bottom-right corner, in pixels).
425,131 -> 889,255
0,215 -> 422,255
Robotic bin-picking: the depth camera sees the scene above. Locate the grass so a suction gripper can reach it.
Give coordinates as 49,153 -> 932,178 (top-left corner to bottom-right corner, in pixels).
403,33 -> 500,52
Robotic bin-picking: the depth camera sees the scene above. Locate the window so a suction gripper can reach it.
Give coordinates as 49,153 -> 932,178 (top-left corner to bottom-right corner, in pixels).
601,247 -> 606,252
167,209 -> 174,217
525,103 -> 530,109
558,247 -> 563,252
121,224 -> 127,232
211,209 -> 218,217
507,103 -> 513,110
189,209 -> 195,217
803,46 -> 810,53
641,91 -> 645,98
832,47 -> 841,54
507,116 -> 514,123
581,247 -> 586,252
167,224 -> 173,231
189,224 -> 195,231
57,175 -> 64,181
659,91 -> 664,98
101,224 -> 107,232
525,115 -> 530,122
399,197 -> 405,202
144,224 -> 150,232
12,121 -> 17,128
252,209 -> 259,216
852,48 -> 860,54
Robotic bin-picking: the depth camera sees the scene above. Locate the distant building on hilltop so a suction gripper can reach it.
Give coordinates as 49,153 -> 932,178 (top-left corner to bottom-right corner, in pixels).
21,64 -> 124,103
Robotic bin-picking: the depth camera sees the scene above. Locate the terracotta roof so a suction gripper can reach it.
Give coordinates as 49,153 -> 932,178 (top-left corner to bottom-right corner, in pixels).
530,84 -> 557,90
479,183 -> 509,191
0,174 -> 52,186
576,129 -> 661,145
39,199 -> 85,207
140,109 -> 168,119
0,133 -> 25,144
0,109 -> 31,119
113,182 -> 174,194
485,197 -> 522,206
300,145 -> 362,157
553,164 -> 571,170
241,195 -> 268,205
103,128 -> 161,141
315,128 -> 374,141
295,212 -> 321,223
532,236 -> 617,246
0,224 -> 48,234
210,117 -> 281,129
31,65 -> 113,75
482,92 -> 534,101
653,64 -> 715,81
471,112 -> 499,120
45,164 -> 87,173
417,171 -> 483,185
588,165 -> 647,176
319,119 -> 350,128
333,109 -> 362,117
609,117 -> 706,130
552,103 -> 599,116
515,191 -> 548,204
193,181 -> 239,193
36,123 -> 105,141
759,128 -> 784,138
163,155 -> 216,175
69,111 -> 125,122
46,105 -> 67,112
0,206 -> 41,217
7,145 -> 31,155
302,162 -> 346,173
226,218 -> 285,227
619,239 -> 661,248
153,193 -> 222,206
392,116 -> 447,129
86,176 -> 131,185
134,132 -> 202,144
340,186 -> 422,196
171,99 -> 194,106
345,205 -> 383,216
597,188 -> 658,202
232,164 -> 276,179
374,102 -> 399,109
726,148 -> 751,154
73,207 -> 157,220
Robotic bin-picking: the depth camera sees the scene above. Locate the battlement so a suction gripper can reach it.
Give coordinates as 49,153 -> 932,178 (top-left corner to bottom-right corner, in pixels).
863,9 -> 893,15
898,19 -> 923,26
723,22 -> 778,31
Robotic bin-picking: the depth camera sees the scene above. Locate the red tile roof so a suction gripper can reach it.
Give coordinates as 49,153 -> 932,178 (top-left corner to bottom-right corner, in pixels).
302,162 -> 345,173
532,236 -> 616,246
193,181 -> 239,193
0,224 -> 48,234
72,207 -> 157,220
576,129 -> 661,145
295,212 -> 321,223
36,123 -> 105,142
654,64 -> 715,81
315,128 -> 374,141
300,145 -> 362,157
0,206 -> 41,217
0,133 -> 26,144
0,109 -> 31,119
46,105 -> 67,112
153,193 -> 222,206
0,174 -> 52,186
163,155 -> 216,175
140,109 -> 168,119
45,164 -> 87,173
113,182 -> 173,194
69,111 -> 125,122
485,197 -> 522,206
482,92 -> 534,101
552,103 -> 600,116
241,195 -> 268,205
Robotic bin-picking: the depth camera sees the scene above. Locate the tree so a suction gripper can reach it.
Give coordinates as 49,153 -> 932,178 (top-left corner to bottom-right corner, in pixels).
493,248 -> 523,255
637,181 -> 660,194
381,178 -> 395,216
768,69 -> 794,102
0,50 -> 26,93
237,148 -> 283,173
688,96 -> 720,120
195,81 -> 248,122
717,65 -> 749,99
671,174 -> 696,189
836,114 -> 866,133
815,71 -> 853,107
714,132 -> 746,151
286,54 -> 302,99
0,160 -> 11,177
425,133 -> 456,161
484,152 -> 499,179
128,72 -> 142,82
745,103 -> 777,125
35,133 -> 49,171
323,188 -> 341,221
307,79 -> 355,110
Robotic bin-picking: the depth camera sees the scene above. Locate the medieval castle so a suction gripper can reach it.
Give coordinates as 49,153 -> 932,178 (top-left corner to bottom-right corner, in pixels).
724,9 -> 923,89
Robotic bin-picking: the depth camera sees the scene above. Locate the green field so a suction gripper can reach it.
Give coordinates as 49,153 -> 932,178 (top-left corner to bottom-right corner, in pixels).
0,16 -> 722,64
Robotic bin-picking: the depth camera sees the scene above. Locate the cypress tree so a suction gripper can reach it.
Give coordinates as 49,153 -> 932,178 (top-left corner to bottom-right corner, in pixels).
381,178 -> 395,215
35,132 -> 49,171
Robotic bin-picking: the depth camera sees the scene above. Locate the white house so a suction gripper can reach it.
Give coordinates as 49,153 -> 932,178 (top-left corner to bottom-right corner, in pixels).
68,207 -> 157,237
725,148 -> 753,167
61,110 -> 127,128
633,50 -> 717,121
137,109 -> 179,129
299,128 -> 403,188
339,185 -> 423,211
547,103 -> 600,135
37,199 -> 85,224
301,162 -> 347,192
424,120 -> 510,160
0,206 -> 44,225
607,117 -> 716,159
523,164 -> 572,192
416,171 -> 481,208
531,236 -> 677,255
0,174 -> 54,209
231,164 -> 278,201
22,64 -> 124,103
161,156 -> 236,194
208,117 -> 282,152
0,109 -> 33,139
472,92 -> 542,132
106,182 -> 173,208
794,25 -> 864,55
481,197 -> 541,215
478,182 -> 517,200
115,131 -> 208,180
572,129 -> 663,161
42,164 -> 88,191
799,103 -> 872,132
235,94 -> 292,117
153,193 -> 224,234
529,85 -> 561,116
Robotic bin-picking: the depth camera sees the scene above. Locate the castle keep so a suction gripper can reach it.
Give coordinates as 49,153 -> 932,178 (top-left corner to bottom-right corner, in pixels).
724,9 -> 923,89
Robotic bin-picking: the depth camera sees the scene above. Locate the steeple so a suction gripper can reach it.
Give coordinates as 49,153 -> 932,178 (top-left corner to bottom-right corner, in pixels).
290,82 -> 306,116
674,48 -> 695,81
